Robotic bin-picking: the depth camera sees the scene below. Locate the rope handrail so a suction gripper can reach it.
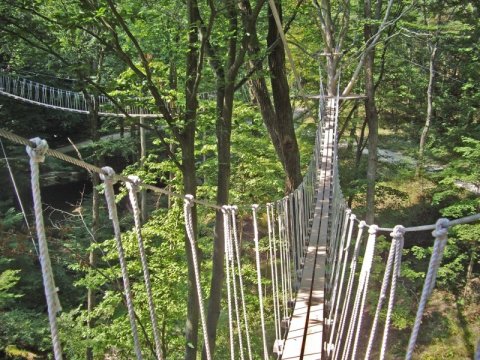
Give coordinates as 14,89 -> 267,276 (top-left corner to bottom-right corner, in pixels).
0,128 -> 221,210
368,213 -> 480,233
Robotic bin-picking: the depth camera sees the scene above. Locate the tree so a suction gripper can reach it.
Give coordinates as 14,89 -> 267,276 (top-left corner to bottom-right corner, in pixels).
0,1 -> 208,357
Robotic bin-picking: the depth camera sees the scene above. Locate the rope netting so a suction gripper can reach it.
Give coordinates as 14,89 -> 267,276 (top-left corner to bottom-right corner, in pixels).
1,82 -> 479,359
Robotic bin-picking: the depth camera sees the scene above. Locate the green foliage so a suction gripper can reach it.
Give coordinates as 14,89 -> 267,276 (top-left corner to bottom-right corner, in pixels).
0,208 -> 23,230
0,309 -> 51,355
0,267 -> 21,309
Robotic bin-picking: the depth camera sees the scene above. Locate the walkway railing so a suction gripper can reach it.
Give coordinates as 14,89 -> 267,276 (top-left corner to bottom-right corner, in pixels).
0,73 -> 160,117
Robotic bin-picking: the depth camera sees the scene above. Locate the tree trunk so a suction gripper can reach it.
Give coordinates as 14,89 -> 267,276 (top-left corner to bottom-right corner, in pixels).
183,1 -> 201,359
139,117 -> 147,221
416,43 -> 438,177
241,0 -> 302,193
267,0 -> 302,191
202,0 -> 247,354
364,0 -> 379,225
86,95 -> 100,360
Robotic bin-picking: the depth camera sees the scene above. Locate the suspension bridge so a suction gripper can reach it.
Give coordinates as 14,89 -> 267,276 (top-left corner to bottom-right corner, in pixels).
1,74 -> 479,360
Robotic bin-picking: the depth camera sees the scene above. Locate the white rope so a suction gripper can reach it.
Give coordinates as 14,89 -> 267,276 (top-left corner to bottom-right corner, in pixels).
26,138 -> 63,360
126,176 -> 163,360
380,225 -> 405,360
342,224 -> 377,360
328,209 -> 352,322
283,197 -> 294,305
267,204 -> 281,342
226,209 -> 245,360
222,206 -> 235,360
1,137 -> 38,255
277,202 -> 288,324
333,221 -> 366,360
183,195 -> 212,360
364,225 -> 403,359
252,205 -> 269,360
230,206 -> 253,360
101,167 -> 143,360
328,211 -> 355,352
350,225 -> 378,360
405,218 -> 449,360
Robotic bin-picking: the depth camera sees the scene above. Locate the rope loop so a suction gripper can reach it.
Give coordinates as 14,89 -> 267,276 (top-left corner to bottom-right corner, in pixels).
349,213 -> 356,221
26,137 -> 49,163
358,220 -> 367,229
390,225 -> 406,240
368,224 -> 378,235
126,175 -> 142,193
346,208 -> 352,216
184,194 -> 194,208
432,218 -> 449,239
100,166 -> 117,184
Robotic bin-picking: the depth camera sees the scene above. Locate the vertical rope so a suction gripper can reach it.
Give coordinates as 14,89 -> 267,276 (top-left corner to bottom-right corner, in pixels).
252,205 -> 269,360
126,176 -> 163,360
2,138 -> 38,255
101,167 -> 143,360
183,195 -> 212,360
328,212 -> 355,352
405,218 -> 449,360
380,226 -> 405,360
283,197 -> 293,305
267,204 -> 281,342
222,206 -> 235,360
277,202 -> 288,324
333,221 -> 366,360
342,224 -> 377,360
231,206 -> 253,360
26,138 -> 63,360
328,209 -> 352,321
226,209 -> 245,360
351,225 -> 378,360
364,226 -> 400,359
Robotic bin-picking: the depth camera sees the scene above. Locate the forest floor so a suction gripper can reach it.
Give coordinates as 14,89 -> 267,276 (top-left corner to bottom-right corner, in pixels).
371,128 -> 480,359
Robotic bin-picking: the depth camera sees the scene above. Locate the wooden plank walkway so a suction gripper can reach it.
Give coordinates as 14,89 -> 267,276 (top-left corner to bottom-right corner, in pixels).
282,100 -> 335,359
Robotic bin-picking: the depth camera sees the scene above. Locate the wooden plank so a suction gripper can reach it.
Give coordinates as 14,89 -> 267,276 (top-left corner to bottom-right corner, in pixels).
282,197 -> 322,359
282,99 -> 336,360
302,103 -> 335,359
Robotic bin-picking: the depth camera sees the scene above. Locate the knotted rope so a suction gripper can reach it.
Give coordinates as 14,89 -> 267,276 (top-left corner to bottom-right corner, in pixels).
101,167 -> 143,360
183,195 -> 212,360
406,218 -> 449,360
126,176 -> 163,360
26,138 -> 63,360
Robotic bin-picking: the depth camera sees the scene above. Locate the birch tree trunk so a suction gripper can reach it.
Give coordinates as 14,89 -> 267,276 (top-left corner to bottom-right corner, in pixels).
416,43 -> 438,177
